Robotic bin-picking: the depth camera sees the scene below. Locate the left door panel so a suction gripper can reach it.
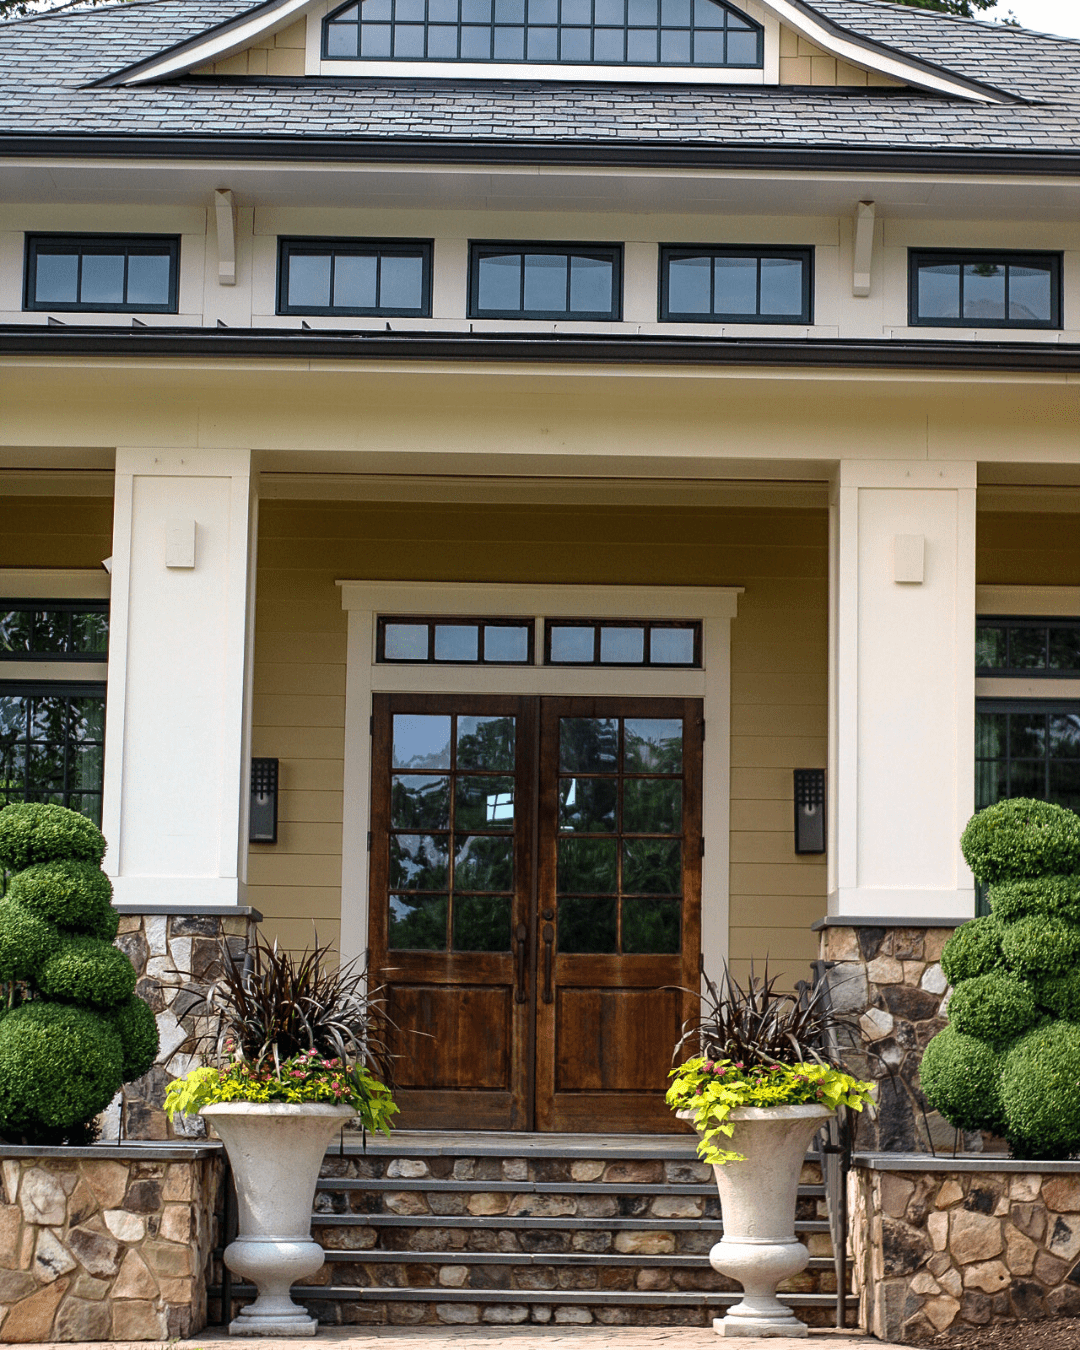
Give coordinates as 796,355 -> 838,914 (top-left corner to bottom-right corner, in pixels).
368,693 -> 536,1130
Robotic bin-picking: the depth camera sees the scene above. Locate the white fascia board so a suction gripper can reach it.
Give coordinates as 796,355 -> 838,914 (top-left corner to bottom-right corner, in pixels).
759,0 -> 1011,103
102,0 -> 317,87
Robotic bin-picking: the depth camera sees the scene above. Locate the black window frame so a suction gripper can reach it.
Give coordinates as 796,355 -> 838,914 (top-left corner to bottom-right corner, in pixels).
276,236 -> 434,317
322,0 -> 764,68
377,615 -> 536,665
659,244 -> 814,325
544,619 -> 702,667
908,249 -> 1063,331
976,615 -> 1080,679
24,233 -> 180,315
0,679 -> 108,831
0,600 -> 109,663
468,241 -> 623,321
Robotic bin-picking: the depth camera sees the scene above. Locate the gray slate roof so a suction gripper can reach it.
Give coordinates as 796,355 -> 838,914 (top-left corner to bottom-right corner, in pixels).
2,0 -> 1080,154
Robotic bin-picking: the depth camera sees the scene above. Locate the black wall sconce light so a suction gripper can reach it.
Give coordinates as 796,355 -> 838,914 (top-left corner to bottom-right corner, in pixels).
793,768 -> 826,855
250,758 -> 279,844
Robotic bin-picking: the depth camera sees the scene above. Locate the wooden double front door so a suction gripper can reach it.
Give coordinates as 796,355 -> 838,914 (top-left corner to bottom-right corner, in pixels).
368,693 -> 702,1132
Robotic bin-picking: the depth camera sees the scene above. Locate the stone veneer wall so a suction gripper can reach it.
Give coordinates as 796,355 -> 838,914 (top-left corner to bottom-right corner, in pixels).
110,907 -> 261,1141
851,1159 -> 1080,1343
818,922 -> 964,1153
0,1145 -> 223,1343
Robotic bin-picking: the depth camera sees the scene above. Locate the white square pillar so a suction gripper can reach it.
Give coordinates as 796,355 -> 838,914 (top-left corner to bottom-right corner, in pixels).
102,448 -> 258,907
828,460 -> 976,920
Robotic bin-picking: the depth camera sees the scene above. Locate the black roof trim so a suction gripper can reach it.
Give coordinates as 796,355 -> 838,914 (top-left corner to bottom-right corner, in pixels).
2,324 -> 1079,373
2,134 -> 1080,176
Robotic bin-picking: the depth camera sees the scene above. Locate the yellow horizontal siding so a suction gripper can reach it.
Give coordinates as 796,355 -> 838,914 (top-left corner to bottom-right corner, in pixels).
977,512 -> 1080,588
249,499 -> 828,975
0,496 -> 114,569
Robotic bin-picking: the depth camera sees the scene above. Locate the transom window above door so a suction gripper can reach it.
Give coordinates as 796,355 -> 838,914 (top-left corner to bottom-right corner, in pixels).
374,615 -> 701,666
323,0 -> 763,67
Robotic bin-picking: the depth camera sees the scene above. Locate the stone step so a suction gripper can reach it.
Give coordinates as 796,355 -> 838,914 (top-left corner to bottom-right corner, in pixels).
320,1250 -> 837,1269
316,1177 -> 828,1197
312,1213 -> 830,1232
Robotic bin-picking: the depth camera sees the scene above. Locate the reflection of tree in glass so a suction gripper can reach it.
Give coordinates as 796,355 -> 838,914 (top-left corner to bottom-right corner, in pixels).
559,718 -> 617,773
0,611 -> 32,654
457,716 -> 515,772
454,835 -> 513,892
389,834 -> 449,890
558,837 -> 617,893
623,777 -> 682,834
624,719 -> 683,773
622,898 -> 680,954
623,838 -> 681,894
453,895 -> 512,952
391,776 -> 450,830
389,896 -> 447,950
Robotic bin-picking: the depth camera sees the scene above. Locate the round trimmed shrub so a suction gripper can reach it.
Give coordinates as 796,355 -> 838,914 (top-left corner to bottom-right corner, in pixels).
0,1001 -> 123,1137
110,994 -> 159,1082
919,1025 -> 1006,1136
6,859 -> 117,941
0,901 -> 58,983
0,804 -> 157,1144
990,873 -> 1080,924
38,936 -> 137,1009
946,970 -> 1039,1046
961,798 -> 1080,885
1002,1021 -> 1080,1159
0,802 -> 106,873
1036,966 -> 1080,1022
939,913 -> 1004,986
1000,914 -> 1080,978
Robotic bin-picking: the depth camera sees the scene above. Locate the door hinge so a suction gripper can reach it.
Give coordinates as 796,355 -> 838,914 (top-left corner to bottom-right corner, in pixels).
369,715 -> 374,735
701,719 -> 705,742
700,837 -> 705,857
367,831 -> 372,852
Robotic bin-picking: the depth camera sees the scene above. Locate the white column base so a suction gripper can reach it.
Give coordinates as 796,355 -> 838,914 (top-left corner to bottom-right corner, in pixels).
828,887 -> 974,920
110,876 -> 248,908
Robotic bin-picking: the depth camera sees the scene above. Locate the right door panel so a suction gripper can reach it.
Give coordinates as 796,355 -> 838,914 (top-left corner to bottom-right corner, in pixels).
534,697 -> 703,1132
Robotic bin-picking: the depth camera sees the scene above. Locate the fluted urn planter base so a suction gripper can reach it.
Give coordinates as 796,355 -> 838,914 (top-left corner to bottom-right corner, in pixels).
203,1102 -> 357,1337
679,1103 -> 833,1339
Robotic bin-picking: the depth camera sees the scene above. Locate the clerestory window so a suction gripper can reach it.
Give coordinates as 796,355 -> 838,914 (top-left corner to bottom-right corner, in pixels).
323,0 -> 763,67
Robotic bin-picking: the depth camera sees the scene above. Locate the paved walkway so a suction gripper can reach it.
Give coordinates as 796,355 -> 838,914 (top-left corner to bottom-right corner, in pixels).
5,1328 -> 898,1350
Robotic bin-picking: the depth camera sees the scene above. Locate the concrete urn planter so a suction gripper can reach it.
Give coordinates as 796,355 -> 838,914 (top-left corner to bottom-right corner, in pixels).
680,1103 -> 833,1339
203,1101 -> 356,1336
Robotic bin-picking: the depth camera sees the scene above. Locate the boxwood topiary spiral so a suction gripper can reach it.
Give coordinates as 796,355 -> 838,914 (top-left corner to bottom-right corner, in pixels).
921,797 -> 1080,1158
0,803 -> 159,1145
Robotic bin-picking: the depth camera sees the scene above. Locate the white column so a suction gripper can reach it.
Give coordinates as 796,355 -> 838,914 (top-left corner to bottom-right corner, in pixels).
102,448 -> 257,907
828,460 -> 976,920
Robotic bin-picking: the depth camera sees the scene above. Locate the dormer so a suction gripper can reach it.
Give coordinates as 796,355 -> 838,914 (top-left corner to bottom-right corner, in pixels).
98,0 -> 1014,102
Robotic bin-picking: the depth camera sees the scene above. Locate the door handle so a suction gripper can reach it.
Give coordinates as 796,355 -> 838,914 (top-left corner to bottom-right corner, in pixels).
542,923 -> 555,1005
514,924 -> 528,1004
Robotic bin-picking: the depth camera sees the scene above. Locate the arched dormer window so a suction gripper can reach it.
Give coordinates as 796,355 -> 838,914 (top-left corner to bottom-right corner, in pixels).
323,0 -> 763,68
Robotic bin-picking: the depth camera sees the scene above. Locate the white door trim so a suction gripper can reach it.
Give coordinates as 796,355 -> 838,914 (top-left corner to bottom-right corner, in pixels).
337,580 -> 740,972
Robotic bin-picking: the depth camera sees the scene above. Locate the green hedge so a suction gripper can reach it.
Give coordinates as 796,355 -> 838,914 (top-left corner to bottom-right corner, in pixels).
0,802 -> 106,873
961,798 -> 1080,885
919,1025 -> 1006,1137
38,936 -> 138,1010
939,914 -> 1004,985
1000,914 -> 1080,978
0,1002 -> 124,1137
6,860 -> 118,941
0,804 -> 158,1144
1002,1022 -> 1080,1159
945,970 -> 1038,1046
989,874 -> 1080,924
110,995 -> 160,1083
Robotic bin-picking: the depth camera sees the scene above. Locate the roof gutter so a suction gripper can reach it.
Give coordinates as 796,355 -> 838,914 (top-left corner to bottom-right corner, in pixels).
1,135 -> 1080,177
3,325 -> 1080,373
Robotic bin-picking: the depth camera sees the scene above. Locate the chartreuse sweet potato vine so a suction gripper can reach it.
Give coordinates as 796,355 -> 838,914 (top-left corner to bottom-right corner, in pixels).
666,1059 -> 875,1165
164,1050 -> 398,1135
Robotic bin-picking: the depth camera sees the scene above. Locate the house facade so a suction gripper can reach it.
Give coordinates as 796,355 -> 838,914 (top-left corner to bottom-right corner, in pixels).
1,0 -> 1079,1140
